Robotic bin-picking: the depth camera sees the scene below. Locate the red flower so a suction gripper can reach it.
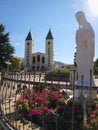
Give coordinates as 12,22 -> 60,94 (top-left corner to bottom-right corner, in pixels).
35,97 -> 44,104
28,108 -> 42,117
42,106 -> 51,113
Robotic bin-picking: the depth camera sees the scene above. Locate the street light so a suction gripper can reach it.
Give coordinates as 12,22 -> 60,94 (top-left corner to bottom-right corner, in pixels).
5,61 -> 11,71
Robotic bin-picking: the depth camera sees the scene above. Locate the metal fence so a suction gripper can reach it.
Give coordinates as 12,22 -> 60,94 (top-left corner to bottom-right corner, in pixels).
0,70 -> 98,130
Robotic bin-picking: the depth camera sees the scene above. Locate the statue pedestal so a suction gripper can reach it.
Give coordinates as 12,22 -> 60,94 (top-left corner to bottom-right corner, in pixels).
74,88 -> 97,99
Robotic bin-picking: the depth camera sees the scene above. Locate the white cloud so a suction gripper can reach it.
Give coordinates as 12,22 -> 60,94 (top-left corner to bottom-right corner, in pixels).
10,33 -> 25,48
87,0 -> 98,17
14,42 -> 22,47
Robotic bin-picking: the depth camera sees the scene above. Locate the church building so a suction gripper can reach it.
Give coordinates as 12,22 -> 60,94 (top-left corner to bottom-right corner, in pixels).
24,29 -> 54,71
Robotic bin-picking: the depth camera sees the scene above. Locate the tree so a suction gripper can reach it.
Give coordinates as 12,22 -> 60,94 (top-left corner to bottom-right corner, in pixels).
94,58 -> 98,75
0,24 -> 14,69
10,56 -> 24,70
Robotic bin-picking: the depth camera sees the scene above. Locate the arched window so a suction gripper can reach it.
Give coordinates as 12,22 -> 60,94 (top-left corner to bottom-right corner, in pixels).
48,41 -> 50,45
48,41 -> 51,49
33,56 -> 35,63
42,57 -> 45,63
37,55 -> 40,62
27,42 -> 29,46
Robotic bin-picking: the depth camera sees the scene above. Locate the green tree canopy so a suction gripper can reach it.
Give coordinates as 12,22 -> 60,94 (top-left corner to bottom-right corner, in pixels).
0,24 -> 14,69
10,56 -> 23,70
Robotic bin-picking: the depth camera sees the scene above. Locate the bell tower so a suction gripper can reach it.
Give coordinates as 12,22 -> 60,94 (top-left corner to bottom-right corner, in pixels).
45,29 -> 54,70
25,31 -> 34,70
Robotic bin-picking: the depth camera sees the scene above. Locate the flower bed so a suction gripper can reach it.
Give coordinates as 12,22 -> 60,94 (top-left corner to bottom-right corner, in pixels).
83,101 -> 98,130
16,84 -> 84,130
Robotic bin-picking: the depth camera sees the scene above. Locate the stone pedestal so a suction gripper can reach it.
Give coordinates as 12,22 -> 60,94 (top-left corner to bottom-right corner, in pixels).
70,66 -> 77,85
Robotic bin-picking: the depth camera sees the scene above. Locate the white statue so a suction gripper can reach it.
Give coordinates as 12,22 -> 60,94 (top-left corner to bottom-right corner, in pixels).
75,11 -> 95,86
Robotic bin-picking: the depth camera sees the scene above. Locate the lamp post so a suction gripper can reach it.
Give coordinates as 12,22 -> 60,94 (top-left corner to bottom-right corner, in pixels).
5,61 -> 11,71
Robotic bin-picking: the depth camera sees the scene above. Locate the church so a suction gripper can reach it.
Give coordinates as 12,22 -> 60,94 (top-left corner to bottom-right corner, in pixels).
24,29 -> 54,71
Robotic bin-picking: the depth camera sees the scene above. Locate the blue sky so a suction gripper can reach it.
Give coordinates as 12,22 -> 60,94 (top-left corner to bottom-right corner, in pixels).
0,0 -> 98,63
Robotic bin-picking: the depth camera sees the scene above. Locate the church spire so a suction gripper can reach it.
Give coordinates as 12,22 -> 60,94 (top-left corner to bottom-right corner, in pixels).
25,31 -> 33,40
46,29 -> 53,40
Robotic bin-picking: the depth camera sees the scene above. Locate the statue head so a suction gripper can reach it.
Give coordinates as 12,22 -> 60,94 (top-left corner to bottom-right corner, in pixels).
75,11 -> 87,26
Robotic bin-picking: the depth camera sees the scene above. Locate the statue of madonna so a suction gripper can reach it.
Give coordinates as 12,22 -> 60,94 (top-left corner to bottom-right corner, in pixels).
75,11 -> 95,86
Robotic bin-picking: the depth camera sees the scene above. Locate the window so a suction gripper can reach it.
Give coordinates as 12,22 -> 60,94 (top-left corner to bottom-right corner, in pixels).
42,57 -> 45,63
48,49 -> 50,52
48,42 -> 51,49
33,56 -> 35,63
48,60 -> 50,63
32,66 -> 35,70
48,41 -> 50,45
27,49 -> 29,55
37,55 -> 40,62
27,42 -> 29,46
37,66 -> 40,71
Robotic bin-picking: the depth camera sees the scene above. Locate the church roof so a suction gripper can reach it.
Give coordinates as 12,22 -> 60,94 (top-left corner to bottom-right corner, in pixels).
46,29 -> 53,40
25,31 -> 33,40
33,52 -> 45,55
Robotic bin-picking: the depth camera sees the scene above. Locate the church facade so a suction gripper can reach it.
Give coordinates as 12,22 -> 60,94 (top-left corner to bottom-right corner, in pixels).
24,29 -> 54,71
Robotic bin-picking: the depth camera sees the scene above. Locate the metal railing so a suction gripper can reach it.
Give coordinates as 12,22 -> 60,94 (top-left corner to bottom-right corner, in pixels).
0,70 -> 98,130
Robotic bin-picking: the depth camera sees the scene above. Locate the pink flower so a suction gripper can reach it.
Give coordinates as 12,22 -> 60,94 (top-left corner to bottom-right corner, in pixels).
34,93 -> 38,97
96,105 -> 98,109
29,97 -> 35,103
91,114 -> 96,119
17,95 -> 27,102
28,108 -> 42,117
40,90 -> 49,99
42,106 -> 51,113
35,97 -> 44,104
49,91 -> 59,100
